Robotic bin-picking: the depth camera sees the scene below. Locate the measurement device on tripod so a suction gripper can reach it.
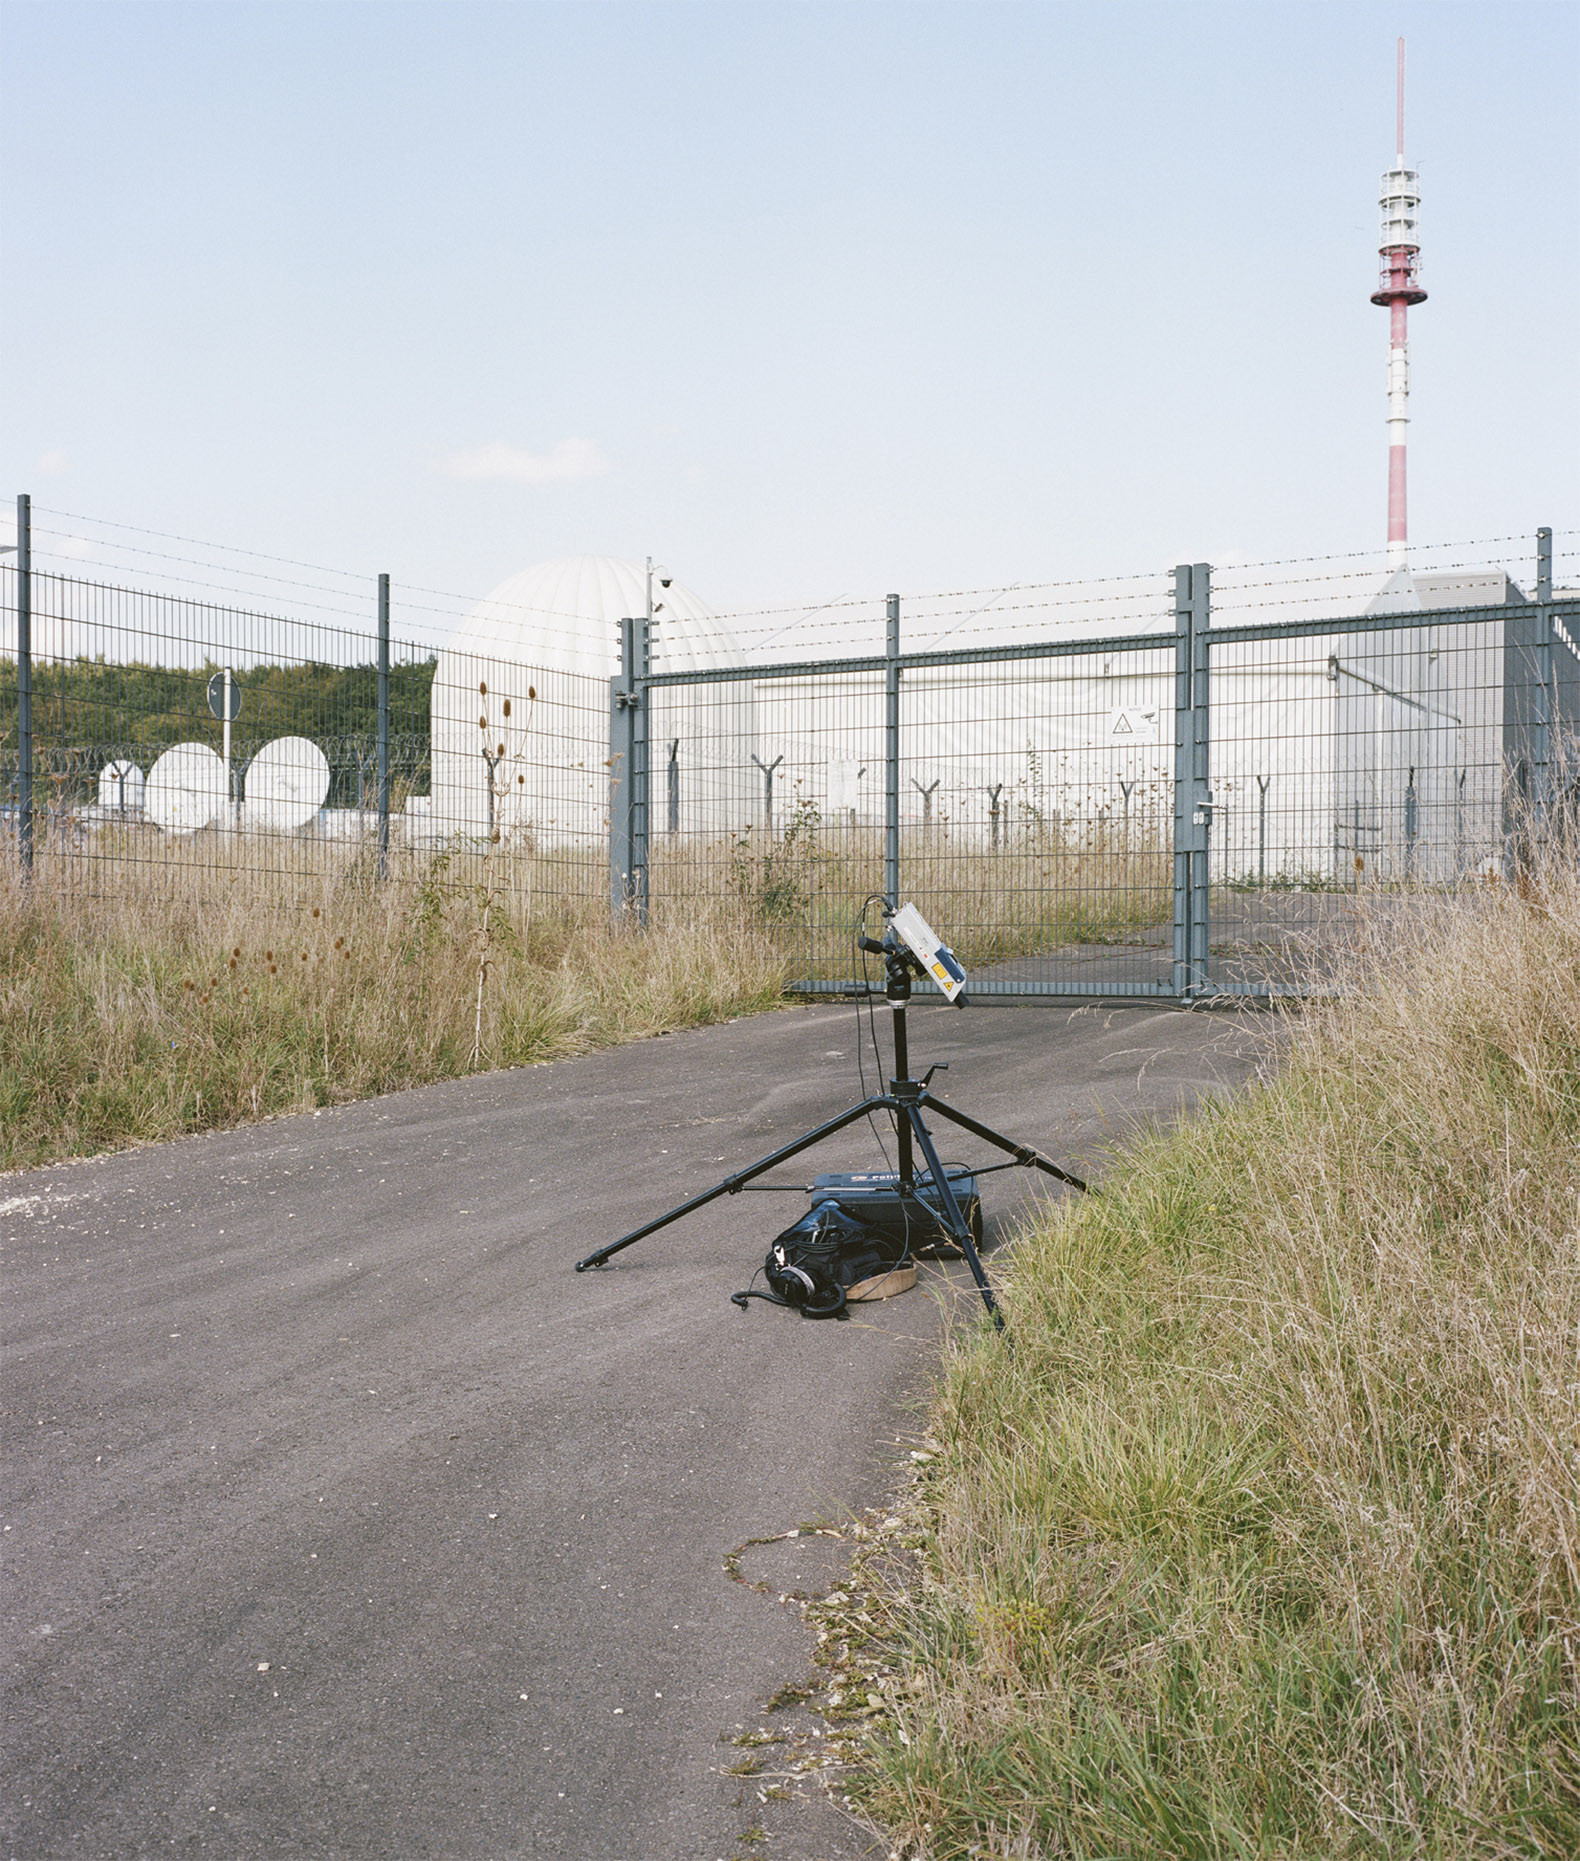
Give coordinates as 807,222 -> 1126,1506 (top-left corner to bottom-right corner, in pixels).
575,902 -> 1087,1333
888,902 -> 968,1004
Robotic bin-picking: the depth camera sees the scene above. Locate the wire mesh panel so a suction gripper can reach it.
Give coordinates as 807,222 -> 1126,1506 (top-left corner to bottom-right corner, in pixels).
897,641 -> 1176,996
893,574 -> 1175,997
426,638 -> 610,896
6,509 -> 1576,1005
0,564 -> 426,900
1205,530 -> 1580,993
0,562 -> 614,915
646,662 -> 888,981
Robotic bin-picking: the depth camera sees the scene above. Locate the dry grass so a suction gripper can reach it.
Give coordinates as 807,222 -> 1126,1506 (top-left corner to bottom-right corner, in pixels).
0,812 -> 1170,1170
839,852 -> 1580,1857
687,817 -> 1171,977
0,839 -> 787,1171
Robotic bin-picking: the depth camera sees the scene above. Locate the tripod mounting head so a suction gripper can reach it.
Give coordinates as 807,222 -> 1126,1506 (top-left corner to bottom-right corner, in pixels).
857,930 -> 922,1002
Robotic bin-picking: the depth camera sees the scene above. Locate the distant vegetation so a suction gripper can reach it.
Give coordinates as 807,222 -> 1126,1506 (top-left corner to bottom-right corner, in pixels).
0,655 -> 437,808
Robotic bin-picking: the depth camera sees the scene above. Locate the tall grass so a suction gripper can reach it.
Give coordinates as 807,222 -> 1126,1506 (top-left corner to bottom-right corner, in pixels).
0,842 -> 786,1171
691,815 -> 1172,977
0,811 -> 1171,1169
841,855 -> 1580,1857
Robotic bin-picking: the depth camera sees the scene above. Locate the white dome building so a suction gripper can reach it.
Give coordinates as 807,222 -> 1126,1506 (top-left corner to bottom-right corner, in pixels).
428,556 -> 756,850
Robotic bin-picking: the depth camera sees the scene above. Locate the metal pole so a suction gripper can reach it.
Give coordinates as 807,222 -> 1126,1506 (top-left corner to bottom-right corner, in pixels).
222,666 -> 233,828
1190,564 -> 1212,990
1456,770 -> 1466,874
1533,528 -> 1554,842
633,614 -> 650,926
750,753 -> 783,832
1170,565 -> 1192,995
377,573 -> 390,878
15,494 -> 32,875
610,617 -> 636,921
884,593 -> 900,908
1256,774 -> 1270,884
1170,562 -> 1212,997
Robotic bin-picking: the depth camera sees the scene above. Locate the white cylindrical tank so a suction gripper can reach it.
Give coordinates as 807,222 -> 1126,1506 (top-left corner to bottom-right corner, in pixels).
429,557 -> 756,848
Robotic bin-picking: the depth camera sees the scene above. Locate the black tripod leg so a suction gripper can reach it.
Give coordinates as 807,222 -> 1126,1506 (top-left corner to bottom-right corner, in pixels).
905,1106 -> 1005,1333
925,1099 -> 1088,1194
575,1096 -> 894,1272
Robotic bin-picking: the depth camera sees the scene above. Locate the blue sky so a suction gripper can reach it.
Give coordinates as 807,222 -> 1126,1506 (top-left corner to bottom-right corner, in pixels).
2,0 -> 1576,618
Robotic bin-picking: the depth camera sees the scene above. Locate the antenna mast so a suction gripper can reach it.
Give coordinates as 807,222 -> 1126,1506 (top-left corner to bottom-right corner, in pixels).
1371,37 -> 1427,568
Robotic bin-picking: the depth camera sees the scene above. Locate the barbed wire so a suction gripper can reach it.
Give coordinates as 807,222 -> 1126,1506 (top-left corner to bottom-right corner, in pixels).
33,506 -> 375,583
11,503 -> 1574,660
28,519 -> 624,646
22,538 -> 624,651
22,549 -> 385,634
31,501 -> 1570,582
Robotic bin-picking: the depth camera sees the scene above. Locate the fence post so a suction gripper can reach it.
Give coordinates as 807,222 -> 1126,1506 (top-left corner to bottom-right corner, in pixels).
884,593 -> 900,908
610,618 -> 633,921
15,494 -> 32,875
1522,525 -> 1555,853
376,573 -> 390,879
1171,562 -> 1212,996
1537,524 -> 1554,800
609,616 -> 650,925
633,613 -> 649,924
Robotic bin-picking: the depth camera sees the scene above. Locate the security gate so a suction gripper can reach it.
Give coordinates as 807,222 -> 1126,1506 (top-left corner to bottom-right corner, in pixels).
612,540 -> 1580,1002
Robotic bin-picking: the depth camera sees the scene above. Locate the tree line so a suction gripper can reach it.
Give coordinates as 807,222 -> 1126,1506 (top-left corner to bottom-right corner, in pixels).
0,654 -> 438,808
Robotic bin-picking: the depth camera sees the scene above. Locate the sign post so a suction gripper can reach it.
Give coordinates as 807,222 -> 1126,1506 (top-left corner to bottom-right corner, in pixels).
207,669 -> 242,826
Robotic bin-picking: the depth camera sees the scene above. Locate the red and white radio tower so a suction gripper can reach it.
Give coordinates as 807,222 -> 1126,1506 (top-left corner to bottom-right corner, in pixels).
1371,37 -> 1427,568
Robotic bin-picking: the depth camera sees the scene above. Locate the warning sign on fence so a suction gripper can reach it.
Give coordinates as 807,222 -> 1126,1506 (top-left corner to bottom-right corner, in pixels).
1106,706 -> 1162,742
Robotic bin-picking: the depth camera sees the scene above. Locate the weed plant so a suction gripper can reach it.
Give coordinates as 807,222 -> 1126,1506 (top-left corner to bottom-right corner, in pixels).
842,849 -> 1580,1856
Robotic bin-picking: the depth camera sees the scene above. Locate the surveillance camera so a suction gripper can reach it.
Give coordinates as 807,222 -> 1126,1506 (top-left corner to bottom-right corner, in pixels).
659,575 -> 673,589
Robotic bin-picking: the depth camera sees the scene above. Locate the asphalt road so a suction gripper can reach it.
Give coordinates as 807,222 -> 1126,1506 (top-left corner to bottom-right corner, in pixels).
2,999 -> 1258,1860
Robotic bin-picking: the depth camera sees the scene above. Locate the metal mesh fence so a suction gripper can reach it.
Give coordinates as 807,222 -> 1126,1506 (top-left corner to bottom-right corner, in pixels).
4,506 -> 1577,1001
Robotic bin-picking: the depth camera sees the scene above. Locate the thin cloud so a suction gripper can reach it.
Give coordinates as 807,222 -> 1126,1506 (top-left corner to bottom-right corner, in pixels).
442,438 -> 609,487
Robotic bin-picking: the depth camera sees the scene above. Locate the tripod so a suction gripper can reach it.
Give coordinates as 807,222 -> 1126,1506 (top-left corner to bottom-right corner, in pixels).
574,931 -> 1088,1329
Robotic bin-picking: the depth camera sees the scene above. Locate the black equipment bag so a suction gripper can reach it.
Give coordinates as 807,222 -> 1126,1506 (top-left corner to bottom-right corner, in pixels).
807,1167 -> 981,1258
731,1200 -> 912,1320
